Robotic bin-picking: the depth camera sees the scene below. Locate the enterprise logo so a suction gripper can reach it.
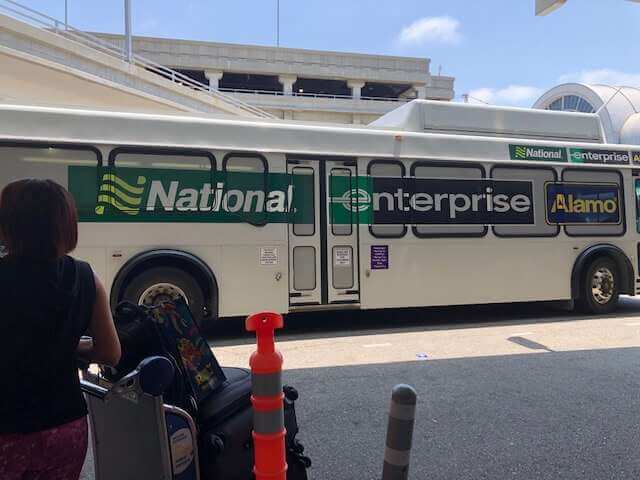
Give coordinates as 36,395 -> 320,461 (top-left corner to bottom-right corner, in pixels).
331,188 -> 371,213
332,186 -> 531,219
569,148 -> 630,165
329,178 -> 535,225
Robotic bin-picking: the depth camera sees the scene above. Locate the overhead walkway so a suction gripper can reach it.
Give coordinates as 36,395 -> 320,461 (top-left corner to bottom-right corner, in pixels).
0,0 -> 274,117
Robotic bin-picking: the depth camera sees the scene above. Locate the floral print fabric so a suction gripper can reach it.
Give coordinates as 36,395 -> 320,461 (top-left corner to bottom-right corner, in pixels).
0,416 -> 87,480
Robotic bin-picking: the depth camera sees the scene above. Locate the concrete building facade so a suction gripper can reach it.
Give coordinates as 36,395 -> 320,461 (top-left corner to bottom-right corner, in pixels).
96,33 -> 455,124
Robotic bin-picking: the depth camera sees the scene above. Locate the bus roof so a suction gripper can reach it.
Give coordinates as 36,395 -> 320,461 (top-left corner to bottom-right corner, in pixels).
370,100 -> 604,144
0,102 -> 637,168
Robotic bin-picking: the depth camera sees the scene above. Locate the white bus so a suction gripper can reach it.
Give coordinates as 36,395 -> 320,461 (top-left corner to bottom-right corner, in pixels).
1,100 -> 638,326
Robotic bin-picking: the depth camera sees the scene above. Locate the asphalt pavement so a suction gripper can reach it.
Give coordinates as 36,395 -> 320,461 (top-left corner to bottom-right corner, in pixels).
81,298 -> 640,479
284,347 -> 640,480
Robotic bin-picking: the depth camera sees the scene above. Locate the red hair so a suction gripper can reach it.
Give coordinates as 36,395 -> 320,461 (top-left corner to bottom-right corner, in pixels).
0,179 -> 78,261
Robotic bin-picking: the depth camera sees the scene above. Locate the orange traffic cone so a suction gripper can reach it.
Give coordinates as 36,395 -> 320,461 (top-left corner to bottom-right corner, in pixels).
246,311 -> 287,480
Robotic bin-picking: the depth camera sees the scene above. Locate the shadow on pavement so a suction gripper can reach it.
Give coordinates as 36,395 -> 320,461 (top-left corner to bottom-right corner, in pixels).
507,336 -> 555,352
285,346 -> 640,480
208,297 -> 640,346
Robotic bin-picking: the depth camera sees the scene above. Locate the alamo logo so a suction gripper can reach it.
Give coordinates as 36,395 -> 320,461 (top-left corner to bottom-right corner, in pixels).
569,148 -> 630,165
546,183 -> 620,225
509,144 -> 567,162
550,194 -> 617,214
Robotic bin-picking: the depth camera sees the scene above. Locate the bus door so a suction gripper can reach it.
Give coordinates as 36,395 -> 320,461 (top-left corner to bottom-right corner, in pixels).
325,160 -> 360,304
288,159 -> 322,305
287,158 -> 360,307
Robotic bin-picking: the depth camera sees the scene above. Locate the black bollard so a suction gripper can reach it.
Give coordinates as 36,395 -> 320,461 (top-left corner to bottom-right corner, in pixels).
381,384 -> 417,480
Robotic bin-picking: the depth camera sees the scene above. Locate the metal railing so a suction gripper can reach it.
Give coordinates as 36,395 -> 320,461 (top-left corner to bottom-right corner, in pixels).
219,87 -> 414,103
0,0 -> 275,118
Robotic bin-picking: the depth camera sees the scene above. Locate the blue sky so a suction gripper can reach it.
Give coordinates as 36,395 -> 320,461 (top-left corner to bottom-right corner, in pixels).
26,0 -> 640,107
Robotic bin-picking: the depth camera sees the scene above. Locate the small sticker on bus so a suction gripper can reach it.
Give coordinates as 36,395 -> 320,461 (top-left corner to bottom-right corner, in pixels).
260,247 -> 279,266
334,247 -> 352,267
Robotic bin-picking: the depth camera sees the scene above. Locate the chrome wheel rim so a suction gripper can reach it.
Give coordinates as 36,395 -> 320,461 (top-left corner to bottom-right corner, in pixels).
138,283 -> 188,307
591,267 -> 614,305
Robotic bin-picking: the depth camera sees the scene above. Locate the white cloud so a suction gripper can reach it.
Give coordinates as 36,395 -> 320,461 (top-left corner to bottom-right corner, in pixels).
558,68 -> 640,87
466,85 -> 544,107
397,16 -> 462,46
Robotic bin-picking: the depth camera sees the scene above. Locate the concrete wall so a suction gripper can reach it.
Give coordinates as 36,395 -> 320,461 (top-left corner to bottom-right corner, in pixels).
94,32 -> 456,124
0,14 -> 258,117
96,33 -> 432,85
0,47 -> 182,113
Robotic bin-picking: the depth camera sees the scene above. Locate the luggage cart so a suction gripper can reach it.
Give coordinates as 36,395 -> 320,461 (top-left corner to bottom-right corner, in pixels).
79,300 -> 310,480
81,356 -> 200,480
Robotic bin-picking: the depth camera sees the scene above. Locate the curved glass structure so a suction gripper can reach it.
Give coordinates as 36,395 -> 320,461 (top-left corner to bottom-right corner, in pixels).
546,95 -> 595,113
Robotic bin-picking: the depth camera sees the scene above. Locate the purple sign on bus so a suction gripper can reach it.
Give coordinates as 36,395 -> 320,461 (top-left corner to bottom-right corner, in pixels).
371,245 -> 389,270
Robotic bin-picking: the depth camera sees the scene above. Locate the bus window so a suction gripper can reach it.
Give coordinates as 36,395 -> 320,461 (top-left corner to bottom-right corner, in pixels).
0,144 -> 100,217
293,246 -> 316,290
223,155 -> 266,173
1,145 -> 99,189
492,167 -> 559,237
411,162 -> 486,238
368,160 -> 406,238
109,149 -> 215,216
562,169 -> 625,237
292,167 -> 315,236
112,151 -> 213,170
330,168 -> 353,236
223,153 -> 268,225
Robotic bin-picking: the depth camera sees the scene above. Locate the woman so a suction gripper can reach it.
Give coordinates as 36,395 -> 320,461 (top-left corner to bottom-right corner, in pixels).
0,179 -> 121,480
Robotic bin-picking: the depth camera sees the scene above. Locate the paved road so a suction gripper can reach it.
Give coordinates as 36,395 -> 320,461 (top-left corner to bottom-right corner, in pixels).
82,299 -> 640,479
209,299 -> 640,480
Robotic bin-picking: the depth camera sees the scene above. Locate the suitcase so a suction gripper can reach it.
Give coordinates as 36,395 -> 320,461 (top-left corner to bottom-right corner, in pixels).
108,300 -> 311,480
197,367 -> 310,480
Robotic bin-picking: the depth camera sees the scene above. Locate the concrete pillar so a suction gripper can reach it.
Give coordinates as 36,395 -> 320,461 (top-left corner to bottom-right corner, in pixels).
414,85 -> 427,99
279,75 -> 297,96
348,80 -> 366,100
205,70 -> 224,91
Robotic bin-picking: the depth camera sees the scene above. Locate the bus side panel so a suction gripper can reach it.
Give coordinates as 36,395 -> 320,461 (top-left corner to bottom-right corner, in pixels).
360,234 -> 572,310
217,236 -> 289,317
79,223 -> 288,318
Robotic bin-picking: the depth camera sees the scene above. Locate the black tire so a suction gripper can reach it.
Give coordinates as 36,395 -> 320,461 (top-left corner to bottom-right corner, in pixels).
576,257 -> 619,314
122,266 -> 207,326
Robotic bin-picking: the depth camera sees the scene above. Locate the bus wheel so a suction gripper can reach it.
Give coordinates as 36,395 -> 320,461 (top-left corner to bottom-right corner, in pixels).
122,266 -> 207,326
577,257 -> 619,314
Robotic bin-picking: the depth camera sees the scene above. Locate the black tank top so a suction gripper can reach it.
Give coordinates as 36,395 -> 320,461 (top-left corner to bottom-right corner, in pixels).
0,255 -> 96,433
